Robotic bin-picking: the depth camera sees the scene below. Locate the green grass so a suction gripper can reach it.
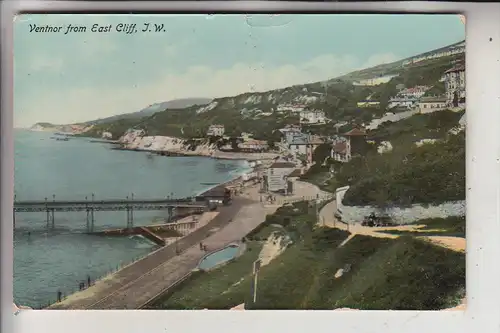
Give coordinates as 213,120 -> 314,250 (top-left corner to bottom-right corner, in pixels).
149,241 -> 263,309
329,236 -> 465,310
338,131 -> 465,207
150,201 -> 465,311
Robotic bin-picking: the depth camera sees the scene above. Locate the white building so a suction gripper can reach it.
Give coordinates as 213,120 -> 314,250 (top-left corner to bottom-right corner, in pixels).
206,124 -> 225,137
418,96 -> 448,114
387,97 -> 419,109
266,161 -> 296,193
287,134 -> 323,164
442,64 -> 466,107
299,110 -> 326,124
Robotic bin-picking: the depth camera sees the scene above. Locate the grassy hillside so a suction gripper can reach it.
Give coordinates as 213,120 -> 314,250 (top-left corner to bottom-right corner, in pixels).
150,201 -> 465,310
72,40 -> 464,141
339,130 -> 464,207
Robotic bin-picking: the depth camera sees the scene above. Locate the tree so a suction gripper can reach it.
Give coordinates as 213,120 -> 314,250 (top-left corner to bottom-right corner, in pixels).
452,91 -> 459,107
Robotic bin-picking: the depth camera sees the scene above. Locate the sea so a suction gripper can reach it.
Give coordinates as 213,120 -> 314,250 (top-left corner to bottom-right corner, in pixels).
13,129 -> 251,308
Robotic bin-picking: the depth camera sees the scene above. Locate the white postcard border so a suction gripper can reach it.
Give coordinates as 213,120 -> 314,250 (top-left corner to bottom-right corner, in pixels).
2,2 -> 500,333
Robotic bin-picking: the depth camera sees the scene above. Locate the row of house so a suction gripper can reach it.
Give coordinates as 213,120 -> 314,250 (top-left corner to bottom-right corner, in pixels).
387,85 -> 431,109
402,42 -> 465,66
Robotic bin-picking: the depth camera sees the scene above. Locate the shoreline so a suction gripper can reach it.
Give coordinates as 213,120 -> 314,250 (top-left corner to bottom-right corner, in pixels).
110,145 -> 279,162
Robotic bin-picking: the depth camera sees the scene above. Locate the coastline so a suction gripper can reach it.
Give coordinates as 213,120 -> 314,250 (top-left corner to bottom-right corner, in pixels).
110,145 -> 279,161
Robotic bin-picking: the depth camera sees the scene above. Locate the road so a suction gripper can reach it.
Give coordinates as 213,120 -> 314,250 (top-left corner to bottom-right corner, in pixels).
318,200 -> 466,251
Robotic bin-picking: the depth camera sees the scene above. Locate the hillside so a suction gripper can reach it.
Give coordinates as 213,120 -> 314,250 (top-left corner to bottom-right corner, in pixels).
149,201 -> 465,310
72,39 -> 464,141
81,97 -> 212,125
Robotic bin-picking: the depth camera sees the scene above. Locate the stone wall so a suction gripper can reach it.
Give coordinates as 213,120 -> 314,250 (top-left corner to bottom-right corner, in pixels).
335,186 -> 465,224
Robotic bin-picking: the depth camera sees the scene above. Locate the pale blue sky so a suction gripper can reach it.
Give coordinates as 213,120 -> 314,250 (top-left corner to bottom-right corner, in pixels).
14,14 -> 465,127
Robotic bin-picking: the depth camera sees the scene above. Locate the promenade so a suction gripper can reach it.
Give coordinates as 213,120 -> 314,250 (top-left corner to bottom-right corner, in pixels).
48,181 -> 324,309
47,194 -> 267,309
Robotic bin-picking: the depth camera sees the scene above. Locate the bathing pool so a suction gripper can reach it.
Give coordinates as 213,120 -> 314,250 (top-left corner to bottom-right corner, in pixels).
198,244 -> 240,270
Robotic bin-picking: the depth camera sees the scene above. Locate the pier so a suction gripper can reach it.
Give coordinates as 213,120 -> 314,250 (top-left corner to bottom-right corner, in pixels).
14,195 -> 207,232
47,196 -> 257,309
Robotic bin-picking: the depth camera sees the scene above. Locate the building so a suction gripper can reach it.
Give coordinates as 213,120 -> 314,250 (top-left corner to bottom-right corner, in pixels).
299,110 -> 326,124
442,64 -> 465,107
287,134 -> 323,163
418,96 -> 448,114
206,124 -> 225,137
387,97 -> 419,109
331,141 -> 349,163
278,124 -> 302,134
238,139 -> 269,152
265,162 -> 296,193
398,86 -> 430,99
330,128 -> 368,163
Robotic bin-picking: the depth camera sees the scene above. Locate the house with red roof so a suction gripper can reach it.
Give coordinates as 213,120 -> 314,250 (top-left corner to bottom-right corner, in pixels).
330,128 -> 369,163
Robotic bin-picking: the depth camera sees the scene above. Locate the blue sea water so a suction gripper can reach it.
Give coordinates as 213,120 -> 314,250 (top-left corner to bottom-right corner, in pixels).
13,130 -> 250,307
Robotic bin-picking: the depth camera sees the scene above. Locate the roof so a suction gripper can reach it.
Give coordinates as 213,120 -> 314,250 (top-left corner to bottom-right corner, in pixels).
331,142 -> 347,154
444,65 -> 465,74
287,169 -> 302,177
419,96 -> 447,103
270,162 -> 296,169
343,128 -> 367,136
289,135 -> 309,145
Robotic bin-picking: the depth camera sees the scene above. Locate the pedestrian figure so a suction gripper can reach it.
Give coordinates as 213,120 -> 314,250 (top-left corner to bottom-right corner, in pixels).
87,275 -> 91,287
57,290 -> 62,302
199,242 -> 203,250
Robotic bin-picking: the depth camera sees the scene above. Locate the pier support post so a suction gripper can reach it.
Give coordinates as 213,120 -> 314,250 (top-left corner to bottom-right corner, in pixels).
126,195 -> 134,230
51,209 -> 55,229
167,207 -> 173,222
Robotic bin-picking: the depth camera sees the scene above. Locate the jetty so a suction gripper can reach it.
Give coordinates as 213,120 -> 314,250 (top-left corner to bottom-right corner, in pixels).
47,197 -> 255,309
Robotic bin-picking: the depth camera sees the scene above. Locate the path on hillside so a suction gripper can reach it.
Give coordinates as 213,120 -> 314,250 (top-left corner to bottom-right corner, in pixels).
318,200 -> 465,252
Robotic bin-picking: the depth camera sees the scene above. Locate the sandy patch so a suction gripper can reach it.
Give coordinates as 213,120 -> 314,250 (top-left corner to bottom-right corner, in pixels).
258,232 -> 289,267
418,236 -> 465,252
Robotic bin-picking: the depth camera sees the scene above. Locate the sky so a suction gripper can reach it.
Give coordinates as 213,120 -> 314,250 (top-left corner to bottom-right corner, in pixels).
13,14 -> 465,128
